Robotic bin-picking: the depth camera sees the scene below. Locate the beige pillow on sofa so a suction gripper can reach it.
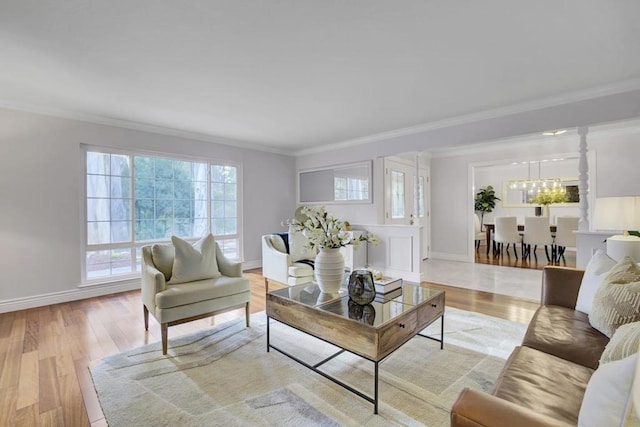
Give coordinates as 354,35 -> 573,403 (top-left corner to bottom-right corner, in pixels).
151,243 -> 175,281
168,234 -> 221,284
589,256 -> 640,338
600,321 -> 640,364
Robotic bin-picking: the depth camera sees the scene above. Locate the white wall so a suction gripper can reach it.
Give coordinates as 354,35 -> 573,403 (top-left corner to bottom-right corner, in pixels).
0,108 -> 296,305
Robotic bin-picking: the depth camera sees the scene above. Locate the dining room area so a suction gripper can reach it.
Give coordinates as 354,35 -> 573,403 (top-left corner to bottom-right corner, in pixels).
473,155 -> 581,270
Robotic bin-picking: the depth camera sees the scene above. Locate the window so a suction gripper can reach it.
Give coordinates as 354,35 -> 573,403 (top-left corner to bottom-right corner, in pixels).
334,176 -> 369,201
83,148 -> 240,282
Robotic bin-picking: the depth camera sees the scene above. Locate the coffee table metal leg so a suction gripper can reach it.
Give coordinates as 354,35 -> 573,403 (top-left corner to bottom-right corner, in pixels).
440,314 -> 444,349
374,362 -> 379,414
266,315 -> 270,352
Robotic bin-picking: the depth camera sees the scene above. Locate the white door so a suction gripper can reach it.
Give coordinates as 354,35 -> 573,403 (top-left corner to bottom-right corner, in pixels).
384,158 -> 429,259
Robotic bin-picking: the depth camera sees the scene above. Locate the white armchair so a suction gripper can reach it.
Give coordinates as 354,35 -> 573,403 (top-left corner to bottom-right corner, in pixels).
141,235 -> 251,355
262,232 -> 315,291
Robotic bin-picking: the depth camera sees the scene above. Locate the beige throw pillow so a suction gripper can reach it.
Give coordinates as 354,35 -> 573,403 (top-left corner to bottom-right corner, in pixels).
151,243 -> 175,281
589,257 -> 640,338
168,234 -> 221,284
600,321 -> 640,364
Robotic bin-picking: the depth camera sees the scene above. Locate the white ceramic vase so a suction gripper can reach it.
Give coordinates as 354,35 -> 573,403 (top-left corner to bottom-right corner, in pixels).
314,247 -> 345,293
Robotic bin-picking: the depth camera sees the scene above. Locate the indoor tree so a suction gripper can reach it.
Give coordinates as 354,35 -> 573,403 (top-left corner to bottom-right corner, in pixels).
474,185 -> 501,229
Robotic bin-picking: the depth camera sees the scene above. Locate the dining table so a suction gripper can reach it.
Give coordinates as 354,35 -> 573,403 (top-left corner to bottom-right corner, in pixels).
483,223 -> 557,255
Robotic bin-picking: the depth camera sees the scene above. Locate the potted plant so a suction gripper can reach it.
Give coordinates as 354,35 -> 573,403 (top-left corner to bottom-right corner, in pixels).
474,185 -> 501,229
529,191 -> 568,216
291,206 -> 378,293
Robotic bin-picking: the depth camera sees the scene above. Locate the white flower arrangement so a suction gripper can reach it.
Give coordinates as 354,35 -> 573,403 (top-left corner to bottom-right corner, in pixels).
291,205 -> 379,250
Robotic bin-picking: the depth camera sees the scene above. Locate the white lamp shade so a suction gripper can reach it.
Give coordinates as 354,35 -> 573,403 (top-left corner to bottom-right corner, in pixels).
592,197 -> 640,231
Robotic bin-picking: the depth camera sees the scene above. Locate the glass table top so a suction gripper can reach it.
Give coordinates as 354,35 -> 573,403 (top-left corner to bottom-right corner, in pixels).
269,282 -> 443,328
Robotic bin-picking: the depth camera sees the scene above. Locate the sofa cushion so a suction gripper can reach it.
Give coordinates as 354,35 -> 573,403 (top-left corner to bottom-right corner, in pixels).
288,262 -> 314,278
600,320 -> 640,364
578,353 -> 637,427
156,276 -> 250,309
268,234 -> 288,254
522,305 -> 608,370
151,243 -> 175,281
575,249 -> 617,314
493,346 -> 594,426
590,256 -> 640,338
168,234 -> 221,284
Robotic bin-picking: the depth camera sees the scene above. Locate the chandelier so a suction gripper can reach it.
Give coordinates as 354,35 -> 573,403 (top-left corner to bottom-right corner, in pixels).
507,161 -> 566,196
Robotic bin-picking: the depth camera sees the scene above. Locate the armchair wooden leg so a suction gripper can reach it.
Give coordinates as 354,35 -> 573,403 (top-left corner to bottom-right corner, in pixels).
245,302 -> 250,327
161,323 -> 168,355
143,305 -> 149,331
264,277 -> 269,293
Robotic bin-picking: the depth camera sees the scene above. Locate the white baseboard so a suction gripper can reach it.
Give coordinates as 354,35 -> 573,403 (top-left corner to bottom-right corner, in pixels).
242,260 -> 262,270
0,262 -> 263,314
428,252 -> 471,263
0,279 -> 141,314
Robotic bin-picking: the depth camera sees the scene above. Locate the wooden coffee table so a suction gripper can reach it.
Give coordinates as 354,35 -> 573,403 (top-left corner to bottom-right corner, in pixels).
266,281 -> 445,414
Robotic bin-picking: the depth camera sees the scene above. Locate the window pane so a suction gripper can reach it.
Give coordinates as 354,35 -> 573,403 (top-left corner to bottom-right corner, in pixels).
154,158 -> 173,179
211,201 -> 224,218
224,218 -> 237,235
135,199 -> 154,220
173,180 -> 192,199
87,221 -> 110,245
216,238 -> 239,260
391,171 -> 405,219
134,178 -> 155,199
86,249 -> 134,279
134,157 -> 154,178
155,180 -> 173,199
110,221 -> 131,243
173,160 -> 192,179
110,177 -> 130,198
155,199 -> 173,219
110,199 -> 130,221
88,198 -> 110,222
212,218 -> 224,235
194,181 -> 207,200
174,200 -> 192,218
135,220 -> 155,241
111,155 -> 131,177
87,175 -> 109,198
224,201 -> 237,218
87,152 -> 110,175
154,219 -> 173,239
225,183 -> 237,200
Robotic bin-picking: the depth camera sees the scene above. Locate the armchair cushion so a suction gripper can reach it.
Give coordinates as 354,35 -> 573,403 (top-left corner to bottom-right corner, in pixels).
151,243 -> 175,281
156,276 -> 251,309
168,234 -> 221,284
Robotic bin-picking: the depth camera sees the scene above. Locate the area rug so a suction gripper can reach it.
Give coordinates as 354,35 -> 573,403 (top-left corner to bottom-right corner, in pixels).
90,307 -> 527,426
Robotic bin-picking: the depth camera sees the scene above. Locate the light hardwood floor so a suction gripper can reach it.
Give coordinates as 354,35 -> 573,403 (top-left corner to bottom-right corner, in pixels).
0,269 -> 540,426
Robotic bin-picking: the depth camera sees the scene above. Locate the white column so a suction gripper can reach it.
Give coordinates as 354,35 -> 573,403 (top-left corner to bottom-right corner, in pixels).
578,127 -> 590,231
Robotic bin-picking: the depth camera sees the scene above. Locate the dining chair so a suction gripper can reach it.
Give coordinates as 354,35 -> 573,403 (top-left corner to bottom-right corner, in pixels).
493,216 -> 521,258
554,216 -> 579,262
473,213 -> 486,251
522,216 -> 554,262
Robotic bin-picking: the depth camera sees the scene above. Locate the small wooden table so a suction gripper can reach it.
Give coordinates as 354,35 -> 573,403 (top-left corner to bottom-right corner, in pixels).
484,223 -> 557,255
266,282 -> 445,414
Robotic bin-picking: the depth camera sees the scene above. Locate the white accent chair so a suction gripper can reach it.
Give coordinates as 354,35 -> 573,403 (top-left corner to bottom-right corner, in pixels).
474,213 -> 486,251
493,216 -> 521,258
141,241 -> 251,355
261,232 -> 315,291
554,216 -> 579,262
522,216 -> 554,262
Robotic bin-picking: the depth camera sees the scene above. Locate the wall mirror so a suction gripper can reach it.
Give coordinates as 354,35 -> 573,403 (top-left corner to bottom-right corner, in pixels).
298,161 -> 372,204
502,178 -> 579,207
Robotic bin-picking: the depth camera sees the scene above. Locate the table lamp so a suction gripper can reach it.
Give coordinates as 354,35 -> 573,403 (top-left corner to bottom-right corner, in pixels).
592,197 -> 640,262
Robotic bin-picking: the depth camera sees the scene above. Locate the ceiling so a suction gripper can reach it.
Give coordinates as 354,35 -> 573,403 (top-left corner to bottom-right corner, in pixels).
1,0 -> 640,154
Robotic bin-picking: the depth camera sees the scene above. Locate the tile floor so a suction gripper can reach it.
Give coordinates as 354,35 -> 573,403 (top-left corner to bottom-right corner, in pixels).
422,258 -> 543,301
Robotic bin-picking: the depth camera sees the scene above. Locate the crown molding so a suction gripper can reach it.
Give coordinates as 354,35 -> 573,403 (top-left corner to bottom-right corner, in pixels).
0,102 -> 292,156
294,78 -> 640,157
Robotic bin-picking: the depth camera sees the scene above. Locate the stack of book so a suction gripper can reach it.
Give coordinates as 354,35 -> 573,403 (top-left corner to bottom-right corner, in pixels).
374,277 -> 402,294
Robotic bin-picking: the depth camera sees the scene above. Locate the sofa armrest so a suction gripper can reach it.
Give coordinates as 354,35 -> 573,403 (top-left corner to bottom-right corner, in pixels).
215,243 -> 243,277
541,266 -> 585,307
262,235 -> 292,284
451,388 -> 571,427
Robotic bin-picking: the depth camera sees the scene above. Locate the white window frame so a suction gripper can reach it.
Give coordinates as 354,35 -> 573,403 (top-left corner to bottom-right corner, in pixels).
80,144 -> 243,285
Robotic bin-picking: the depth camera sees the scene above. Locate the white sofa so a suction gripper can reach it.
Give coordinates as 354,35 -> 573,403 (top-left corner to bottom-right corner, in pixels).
261,233 -> 315,290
